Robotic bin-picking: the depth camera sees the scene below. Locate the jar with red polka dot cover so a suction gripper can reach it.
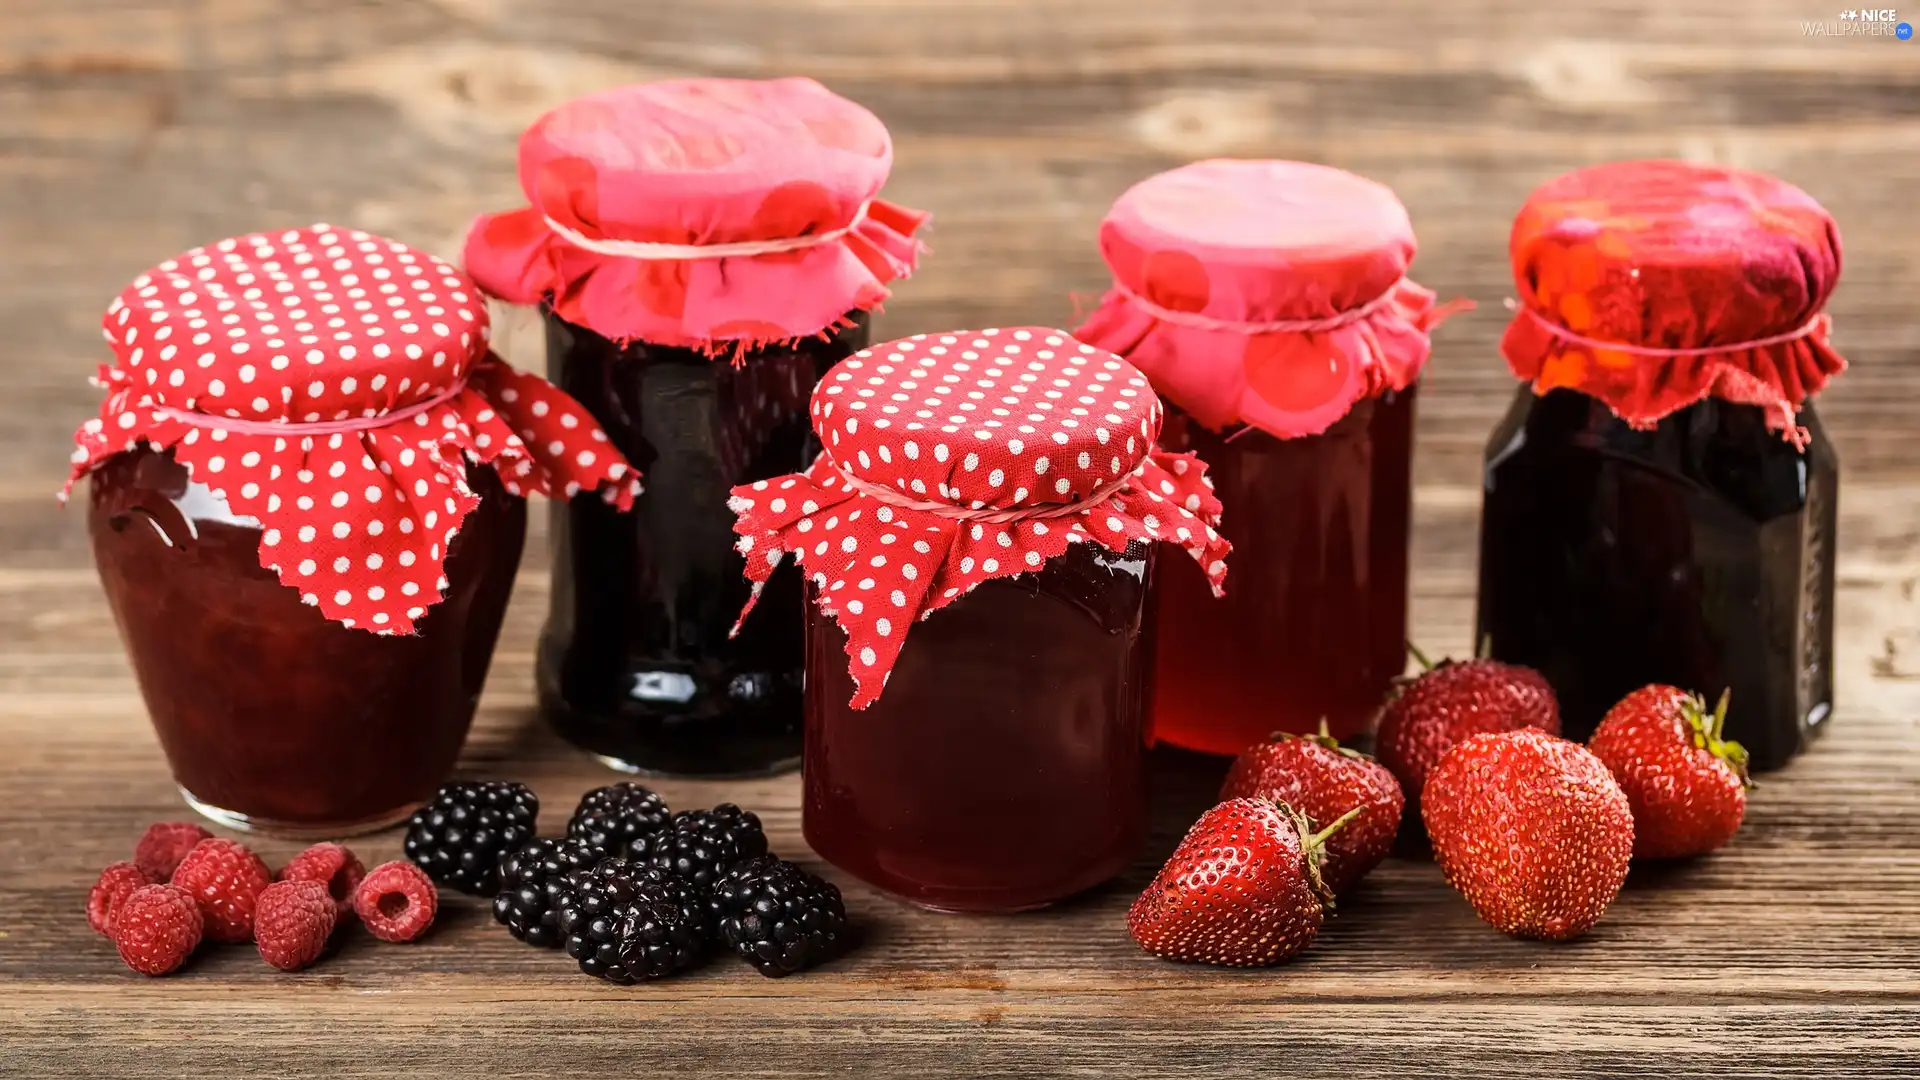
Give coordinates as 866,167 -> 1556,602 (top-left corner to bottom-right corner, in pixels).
465,77 -> 928,778
1479,160 -> 1845,771
729,327 -> 1231,912
66,225 -> 641,836
1074,160 -> 1468,753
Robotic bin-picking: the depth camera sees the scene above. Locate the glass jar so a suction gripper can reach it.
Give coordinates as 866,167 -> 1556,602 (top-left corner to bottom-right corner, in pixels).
1479,390 -> 1838,770
1477,159 -> 1848,771
1149,387 -> 1415,750
1073,159 -> 1461,753
463,77 -> 929,777
89,450 -> 526,835
68,225 -> 638,835
538,314 -> 866,776
803,541 -> 1153,912
727,327 -> 1231,912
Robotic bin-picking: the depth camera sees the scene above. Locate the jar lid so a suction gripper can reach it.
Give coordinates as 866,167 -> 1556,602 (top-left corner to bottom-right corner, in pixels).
729,327 -> 1231,709
1074,160 -> 1465,440
463,77 -> 930,354
1502,159 -> 1846,441
67,224 -> 642,634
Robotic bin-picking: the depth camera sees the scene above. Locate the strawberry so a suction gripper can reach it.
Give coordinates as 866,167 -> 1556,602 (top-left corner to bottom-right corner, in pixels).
1422,729 -> 1634,941
1219,723 -> 1403,895
1127,797 -> 1359,967
1375,646 -> 1559,810
1588,686 -> 1749,860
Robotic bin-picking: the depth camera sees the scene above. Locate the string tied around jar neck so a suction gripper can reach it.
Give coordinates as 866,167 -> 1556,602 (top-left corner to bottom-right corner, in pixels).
93,364 -> 472,440
827,454 -> 1143,526
543,200 -> 873,262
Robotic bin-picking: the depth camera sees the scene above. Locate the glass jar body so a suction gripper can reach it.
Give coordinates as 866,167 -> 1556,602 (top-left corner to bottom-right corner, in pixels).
538,312 -> 864,777
88,448 -> 526,836
1147,388 -> 1415,752
802,542 -> 1154,912
1477,388 -> 1839,771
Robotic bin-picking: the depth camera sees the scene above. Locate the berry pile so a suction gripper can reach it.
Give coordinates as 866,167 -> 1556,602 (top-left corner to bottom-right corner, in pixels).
400,779 -> 849,981
1130,647 -> 1754,966
87,828 -> 438,977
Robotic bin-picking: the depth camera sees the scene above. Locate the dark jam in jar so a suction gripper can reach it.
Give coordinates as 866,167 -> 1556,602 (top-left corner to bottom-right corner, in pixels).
539,313 -> 867,777
802,541 -> 1153,913
89,449 -> 526,835
1477,389 -> 1838,771
1149,387 -> 1414,750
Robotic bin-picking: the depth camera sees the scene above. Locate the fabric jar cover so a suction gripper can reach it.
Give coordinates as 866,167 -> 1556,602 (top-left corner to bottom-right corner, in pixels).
66,224 -> 642,634
1501,159 -> 1846,442
1073,159 -> 1466,440
728,326 -> 1232,709
463,77 -> 929,354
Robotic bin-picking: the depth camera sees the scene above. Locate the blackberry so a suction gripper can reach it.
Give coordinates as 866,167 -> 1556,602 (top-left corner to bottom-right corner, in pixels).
402,780 -> 539,895
710,856 -> 850,977
491,837 -> 604,947
628,803 -> 769,890
553,858 -> 706,983
567,782 -> 671,855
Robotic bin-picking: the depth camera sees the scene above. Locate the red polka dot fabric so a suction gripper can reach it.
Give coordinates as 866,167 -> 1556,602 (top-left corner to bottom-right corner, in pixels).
729,327 -> 1232,709
462,78 -> 929,354
1074,160 -> 1465,440
1502,159 -> 1845,438
65,225 -> 643,634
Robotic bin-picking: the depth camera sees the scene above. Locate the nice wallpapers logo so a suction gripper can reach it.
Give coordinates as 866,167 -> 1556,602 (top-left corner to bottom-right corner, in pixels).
1803,9 -> 1914,36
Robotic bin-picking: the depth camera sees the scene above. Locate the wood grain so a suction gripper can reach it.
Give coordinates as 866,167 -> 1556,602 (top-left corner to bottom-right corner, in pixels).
2,1 -> 1918,1077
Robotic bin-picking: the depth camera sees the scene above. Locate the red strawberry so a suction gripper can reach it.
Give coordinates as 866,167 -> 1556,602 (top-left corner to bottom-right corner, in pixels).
1376,647 -> 1559,809
1422,729 -> 1634,941
169,838 -> 272,943
1219,723 -> 1403,895
1127,797 -> 1359,967
1589,686 -> 1749,859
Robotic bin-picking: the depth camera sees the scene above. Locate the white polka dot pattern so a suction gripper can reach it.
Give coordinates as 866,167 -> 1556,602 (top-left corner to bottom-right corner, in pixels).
729,326 -> 1231,709
67,225 -> 644,634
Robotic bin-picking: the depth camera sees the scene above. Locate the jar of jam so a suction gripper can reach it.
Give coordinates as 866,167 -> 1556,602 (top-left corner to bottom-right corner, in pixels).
68,226 -> 641,835
729,328 -> 1232,912
1075,160 -> 1467,753
465,78 -> 928,777
1477,160 -> 1847,771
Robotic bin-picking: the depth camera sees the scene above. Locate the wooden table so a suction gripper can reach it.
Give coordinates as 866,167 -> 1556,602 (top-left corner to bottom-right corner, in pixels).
4,2 -> 1918,1076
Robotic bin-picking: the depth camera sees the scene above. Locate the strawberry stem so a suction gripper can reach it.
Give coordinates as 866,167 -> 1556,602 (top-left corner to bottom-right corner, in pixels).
1406,641 -> 1435,672
1306,806 -> 1364,852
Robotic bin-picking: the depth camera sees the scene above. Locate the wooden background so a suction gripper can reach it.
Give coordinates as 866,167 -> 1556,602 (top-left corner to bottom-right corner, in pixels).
3,2 -> 1918,1076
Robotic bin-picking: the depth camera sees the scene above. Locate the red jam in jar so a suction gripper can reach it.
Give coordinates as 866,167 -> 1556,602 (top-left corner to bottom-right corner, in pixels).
464,77 -> 928,777
730,327 -> 1231,912
1075,160 -> 1462,751
67,226 -> 639,835
1477,161 -> 1848,771
89,451 -> 524,835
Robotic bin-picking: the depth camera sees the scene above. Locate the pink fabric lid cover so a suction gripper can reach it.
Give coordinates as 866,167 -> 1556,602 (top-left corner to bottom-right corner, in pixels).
1073,159 -> 1467,439
464,78 -> 929,354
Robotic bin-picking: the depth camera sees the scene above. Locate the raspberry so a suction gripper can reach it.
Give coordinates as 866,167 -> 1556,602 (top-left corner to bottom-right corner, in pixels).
354,861 -> 438,943
169,838 -> 272,943
253,880 -> 338,971
111,884 -> 203,976
88,861 -> 155,936
133,821 -> 213,881
277,843 -> 365,919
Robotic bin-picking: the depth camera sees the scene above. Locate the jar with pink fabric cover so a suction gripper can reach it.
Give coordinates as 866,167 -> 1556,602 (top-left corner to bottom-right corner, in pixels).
1479,159 -> 1846,771
1075,160 -> 1466,754
465,78 -> 928,777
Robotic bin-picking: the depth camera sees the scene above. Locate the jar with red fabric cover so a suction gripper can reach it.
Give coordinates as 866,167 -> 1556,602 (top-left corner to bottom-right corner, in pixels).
729,327 -> 1232,912
1479,160 -> 1845,771
1075,160 -> 1467,753
465,78 -> 928,777
68,225 -> 640,836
